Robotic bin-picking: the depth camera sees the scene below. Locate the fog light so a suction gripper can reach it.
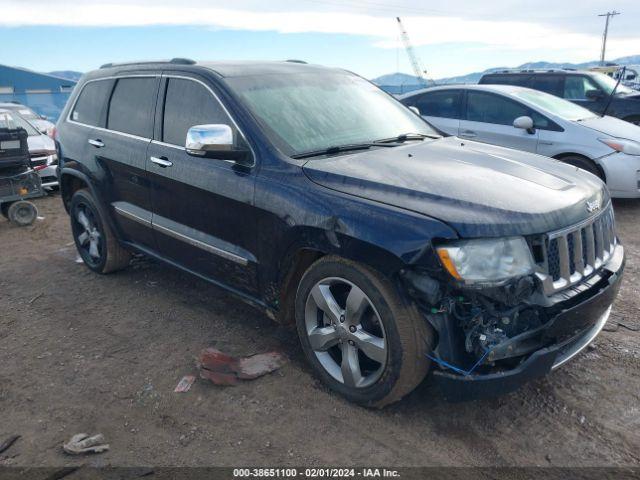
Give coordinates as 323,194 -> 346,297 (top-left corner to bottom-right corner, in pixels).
19,187 -> 28,195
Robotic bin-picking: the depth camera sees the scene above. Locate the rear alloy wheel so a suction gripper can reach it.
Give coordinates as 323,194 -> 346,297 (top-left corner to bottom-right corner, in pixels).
296,256 -> 433,407
70,189 -> 130,274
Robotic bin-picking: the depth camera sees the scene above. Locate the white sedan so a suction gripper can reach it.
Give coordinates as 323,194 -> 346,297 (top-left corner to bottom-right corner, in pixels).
399,84 -> 640,198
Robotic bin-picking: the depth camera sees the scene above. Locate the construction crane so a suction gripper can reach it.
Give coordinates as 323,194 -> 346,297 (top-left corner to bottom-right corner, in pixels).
396,17 -> 430,86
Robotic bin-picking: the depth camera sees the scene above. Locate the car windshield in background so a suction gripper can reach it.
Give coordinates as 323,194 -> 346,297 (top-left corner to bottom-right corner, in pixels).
227,72 -> 438,157
12,113 -> 40,136
17,108 -> 40,120
511,89 -> 598,121
590,72 -> 635,95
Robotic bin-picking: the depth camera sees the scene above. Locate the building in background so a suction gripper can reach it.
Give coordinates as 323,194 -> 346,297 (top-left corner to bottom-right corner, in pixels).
0,64 -> 78,121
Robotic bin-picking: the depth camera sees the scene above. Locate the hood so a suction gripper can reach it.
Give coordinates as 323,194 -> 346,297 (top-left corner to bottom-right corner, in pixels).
27,133 -> 55,153
578,115 -> 640,142
30,118 -> 55,133
302,137 -> 607,238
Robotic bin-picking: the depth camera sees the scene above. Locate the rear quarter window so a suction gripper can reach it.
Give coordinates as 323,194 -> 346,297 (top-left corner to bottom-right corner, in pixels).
71,80 -> 113,127
107,77 -> 157,138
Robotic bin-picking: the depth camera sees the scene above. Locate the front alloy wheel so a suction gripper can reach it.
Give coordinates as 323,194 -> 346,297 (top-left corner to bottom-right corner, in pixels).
304,278 -> 387,388
295,256 -> 433,407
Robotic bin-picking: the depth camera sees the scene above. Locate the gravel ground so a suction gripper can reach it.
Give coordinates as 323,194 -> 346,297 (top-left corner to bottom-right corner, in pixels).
0,193 -> 639,468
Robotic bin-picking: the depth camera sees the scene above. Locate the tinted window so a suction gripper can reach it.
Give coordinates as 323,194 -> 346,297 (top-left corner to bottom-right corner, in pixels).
480,74 -> 532,87
564,75 -> 600,100
529,75 -> 564,96
466,91 -> 529,126
162,78 -> 232,146
107,77 -> 157,137
71,80 -> 112,127
411,90 -> 462,119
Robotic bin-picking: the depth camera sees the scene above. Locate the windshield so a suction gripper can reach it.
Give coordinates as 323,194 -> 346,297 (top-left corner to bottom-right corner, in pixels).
590,72 -> 635,95
512,89 -> 597,121
226,71 -> 438,157
17,108 -> 40,120
0,111 -> 40,136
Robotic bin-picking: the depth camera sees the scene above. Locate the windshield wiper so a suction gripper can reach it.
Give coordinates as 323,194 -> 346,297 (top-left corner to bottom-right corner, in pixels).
291,143 -> 375,159
373,132 -> 440,144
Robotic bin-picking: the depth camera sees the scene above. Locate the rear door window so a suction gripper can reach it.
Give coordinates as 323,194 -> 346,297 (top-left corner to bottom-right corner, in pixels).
107,77 -> 157,138
529,75 -> 564,96
161,78 -> 233,146
71,80 -> 112,127
411,90 -> 462,119
466,91 -> 529,126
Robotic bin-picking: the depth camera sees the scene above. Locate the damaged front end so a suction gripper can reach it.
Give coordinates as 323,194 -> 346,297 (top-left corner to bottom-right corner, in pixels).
401,209 -> 625,400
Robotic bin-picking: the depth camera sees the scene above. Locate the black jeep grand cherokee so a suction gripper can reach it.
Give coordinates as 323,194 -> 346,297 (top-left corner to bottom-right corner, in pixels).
55,59 -> 624,407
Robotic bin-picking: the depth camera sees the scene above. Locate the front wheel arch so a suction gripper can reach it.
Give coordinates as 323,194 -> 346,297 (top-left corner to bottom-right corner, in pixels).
553,153 -> 606,182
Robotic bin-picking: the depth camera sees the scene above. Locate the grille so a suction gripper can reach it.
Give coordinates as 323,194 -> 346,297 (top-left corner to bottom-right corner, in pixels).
536,204 -> 616,295
30,155 -> 48,168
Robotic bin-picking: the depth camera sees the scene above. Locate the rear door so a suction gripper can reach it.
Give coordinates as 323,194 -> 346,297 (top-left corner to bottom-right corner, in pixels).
146,74 -> 259,295
87,75 -> 160,250
404,89 -> 462,135
459,90 -> 539,153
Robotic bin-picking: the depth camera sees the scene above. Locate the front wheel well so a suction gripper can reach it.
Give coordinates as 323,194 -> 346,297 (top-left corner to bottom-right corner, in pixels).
553,153 -> 606,182
277,248 -> 325,325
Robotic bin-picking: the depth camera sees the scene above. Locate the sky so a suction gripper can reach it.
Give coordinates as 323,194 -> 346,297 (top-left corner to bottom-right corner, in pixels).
1,0 -> 639,79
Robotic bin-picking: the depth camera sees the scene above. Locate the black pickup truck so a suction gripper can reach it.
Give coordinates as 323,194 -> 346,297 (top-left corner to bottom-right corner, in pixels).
55,60 -> 624,406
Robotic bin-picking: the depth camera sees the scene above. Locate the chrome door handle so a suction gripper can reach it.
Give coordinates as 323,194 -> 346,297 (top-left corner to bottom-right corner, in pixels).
88,139 -> 104,148
460,130 -> 477,138
150,156 -> 173,168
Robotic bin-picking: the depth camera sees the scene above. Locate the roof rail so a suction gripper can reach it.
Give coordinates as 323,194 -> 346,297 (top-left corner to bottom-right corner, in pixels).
491,68 -> 581,75
285,59 -> 307,64
100,58 -> 196,69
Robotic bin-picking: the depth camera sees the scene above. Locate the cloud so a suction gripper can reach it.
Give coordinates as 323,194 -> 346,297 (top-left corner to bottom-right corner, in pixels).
2,1 -> 639,62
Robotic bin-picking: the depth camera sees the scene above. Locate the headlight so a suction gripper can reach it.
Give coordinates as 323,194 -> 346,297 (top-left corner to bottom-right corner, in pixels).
436,237 -> 535,283
599,138 -> 640,156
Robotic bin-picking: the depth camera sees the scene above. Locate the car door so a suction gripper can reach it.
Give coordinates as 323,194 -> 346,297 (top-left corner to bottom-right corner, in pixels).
458,90 -> 539,153
146,74 -> 259,295
563,75 -> 607,114
405,89 -> 462,135
84,75 -> 159,250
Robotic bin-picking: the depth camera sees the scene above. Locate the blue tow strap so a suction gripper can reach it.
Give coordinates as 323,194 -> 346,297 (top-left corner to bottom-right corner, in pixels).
426,348 -> 492,377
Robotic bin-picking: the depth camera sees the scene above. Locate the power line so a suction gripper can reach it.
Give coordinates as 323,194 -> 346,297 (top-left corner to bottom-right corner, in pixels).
598,11 -> 621,65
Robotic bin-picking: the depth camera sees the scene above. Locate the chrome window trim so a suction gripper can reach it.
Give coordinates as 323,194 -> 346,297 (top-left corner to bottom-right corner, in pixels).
113,204 -> 152,227
160,74 -> 256,167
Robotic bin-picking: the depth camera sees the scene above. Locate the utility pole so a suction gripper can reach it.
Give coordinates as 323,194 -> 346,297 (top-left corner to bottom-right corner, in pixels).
598,11 -> 620,65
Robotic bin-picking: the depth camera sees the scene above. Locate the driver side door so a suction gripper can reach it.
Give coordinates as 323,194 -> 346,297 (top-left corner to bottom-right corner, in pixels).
146,74 -> 259,295
458,90 -> 539,153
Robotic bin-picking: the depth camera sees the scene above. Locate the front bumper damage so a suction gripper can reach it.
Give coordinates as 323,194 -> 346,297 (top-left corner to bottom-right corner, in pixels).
424,243 -> 625,401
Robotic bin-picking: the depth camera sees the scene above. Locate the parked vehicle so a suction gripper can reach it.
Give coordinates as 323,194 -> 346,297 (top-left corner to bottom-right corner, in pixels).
399,84 -> 640,198
478,70 -> 640,125
0,113 -> 43,225
590,65 -> 640,90
0,102 -> 56,134
55,60 -> 624,406
0,109 -> 58,188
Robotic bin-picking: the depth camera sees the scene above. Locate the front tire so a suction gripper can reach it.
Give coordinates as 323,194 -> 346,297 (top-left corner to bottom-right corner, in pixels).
295,256 -> 432,408
70,189 -> 130,274
557,155 -> 603,180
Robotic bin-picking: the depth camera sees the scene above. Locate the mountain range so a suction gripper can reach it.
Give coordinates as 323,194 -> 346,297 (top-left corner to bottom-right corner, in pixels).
372,54 -> 640,86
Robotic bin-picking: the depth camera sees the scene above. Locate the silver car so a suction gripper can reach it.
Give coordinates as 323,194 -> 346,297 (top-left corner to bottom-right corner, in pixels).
400,84 -> 640,198
0,108 -> 58,188
0,102 -> 56,135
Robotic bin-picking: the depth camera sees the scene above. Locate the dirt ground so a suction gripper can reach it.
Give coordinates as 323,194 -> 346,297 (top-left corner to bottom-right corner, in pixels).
0,193 -> 639,468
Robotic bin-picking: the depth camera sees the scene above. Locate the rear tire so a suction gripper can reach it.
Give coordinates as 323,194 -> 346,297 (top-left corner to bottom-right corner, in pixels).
557,155 -> 603,180
295,256 -> 433,408
70,189 -> 130,274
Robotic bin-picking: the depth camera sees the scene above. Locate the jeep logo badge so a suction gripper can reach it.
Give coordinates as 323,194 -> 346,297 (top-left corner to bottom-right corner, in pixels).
586,200 -> 600,213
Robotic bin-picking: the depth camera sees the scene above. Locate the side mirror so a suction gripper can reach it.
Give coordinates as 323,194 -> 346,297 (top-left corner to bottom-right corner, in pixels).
408,106 -> 421,116
185,124 -> 250,163
513,116 -> 535,134
586,89 -> 604,100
